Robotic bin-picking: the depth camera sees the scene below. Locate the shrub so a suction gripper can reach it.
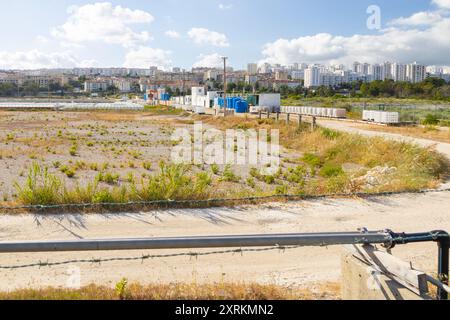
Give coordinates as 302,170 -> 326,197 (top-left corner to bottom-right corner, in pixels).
15,163 -> 62,205
284,166 -> 307,184
69,145 -> 78,157
302,153 -> 323,168
246,177 -> 256,188
422,114 -> 439,125
210,164 -> 219,175
321,128 -> 340,140
275,184 -> 288,195
97,172 -> 120,185
264,175 -> 275,184
319,164 -> 344,178
65,168 -> 76,178
142,162 -> 152,171
220,165 -> 240,182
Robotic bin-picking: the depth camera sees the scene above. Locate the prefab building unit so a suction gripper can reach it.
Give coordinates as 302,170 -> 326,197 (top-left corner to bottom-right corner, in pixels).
280,106 -> 347,119
363,110 -> 399,124
248,94 -> 281,113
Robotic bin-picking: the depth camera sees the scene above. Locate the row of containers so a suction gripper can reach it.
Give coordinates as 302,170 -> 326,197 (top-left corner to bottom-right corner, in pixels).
215,97 -> 249,113
362,110 -> 400,124
280,106 -> 347,119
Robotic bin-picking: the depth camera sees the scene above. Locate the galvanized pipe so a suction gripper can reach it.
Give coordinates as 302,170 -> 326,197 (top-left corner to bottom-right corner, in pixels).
437,232 -> 449,300
0,231 -> 392,253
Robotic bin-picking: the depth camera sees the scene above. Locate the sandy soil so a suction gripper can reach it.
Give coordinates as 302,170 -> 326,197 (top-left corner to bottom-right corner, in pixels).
0,191 -> 449,291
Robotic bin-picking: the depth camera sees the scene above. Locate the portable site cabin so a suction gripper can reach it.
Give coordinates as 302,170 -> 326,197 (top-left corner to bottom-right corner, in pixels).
248,94 -> 281,113
191,87 -> 206,114
363,110 -> 399,124
280,106 -> 347,119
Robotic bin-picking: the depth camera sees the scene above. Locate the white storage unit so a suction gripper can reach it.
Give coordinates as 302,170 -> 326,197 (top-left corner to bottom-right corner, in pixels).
206,91 -> 220,109
280,106 -> 347,119
363,110 -> 399,124
59,102 -> 144,110
258,94 -> 281,112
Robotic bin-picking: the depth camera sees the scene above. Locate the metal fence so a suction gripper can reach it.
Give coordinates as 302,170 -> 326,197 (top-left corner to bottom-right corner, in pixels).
0,229 -> 448,300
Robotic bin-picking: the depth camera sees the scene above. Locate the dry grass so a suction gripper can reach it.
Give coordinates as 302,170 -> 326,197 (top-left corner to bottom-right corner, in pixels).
144,104 -> 188,116
354,124 -> 450,144
3,110 -> 449,211
0,282 -> 341,300
192,114 -> 449,193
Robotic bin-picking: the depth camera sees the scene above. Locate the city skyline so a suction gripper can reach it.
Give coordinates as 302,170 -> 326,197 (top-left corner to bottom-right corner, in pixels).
0,0 -> 450,70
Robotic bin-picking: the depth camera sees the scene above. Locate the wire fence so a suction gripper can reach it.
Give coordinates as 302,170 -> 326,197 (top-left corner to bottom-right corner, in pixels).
0,246 -> 302,270
1,188 -> 449,213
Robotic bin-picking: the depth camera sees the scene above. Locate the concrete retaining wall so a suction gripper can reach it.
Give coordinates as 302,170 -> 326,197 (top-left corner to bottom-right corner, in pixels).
341,249 -> 430,300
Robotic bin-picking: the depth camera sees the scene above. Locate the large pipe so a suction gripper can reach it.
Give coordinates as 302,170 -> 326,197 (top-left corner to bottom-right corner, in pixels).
388,230 -> 449,300
0,231 -> 392,253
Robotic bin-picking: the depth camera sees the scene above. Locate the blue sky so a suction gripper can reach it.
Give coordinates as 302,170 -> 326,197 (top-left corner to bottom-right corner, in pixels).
0,0 -> 449,70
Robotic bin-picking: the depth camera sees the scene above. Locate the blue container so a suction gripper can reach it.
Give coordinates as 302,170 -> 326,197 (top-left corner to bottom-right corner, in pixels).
232,97 -> 241,110
161,93 -> 171,101
235,101 -> 248,113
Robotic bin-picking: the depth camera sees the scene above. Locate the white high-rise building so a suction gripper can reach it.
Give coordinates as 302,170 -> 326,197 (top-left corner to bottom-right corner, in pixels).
353,62 -> 370,75
391,63 -> 407,82
304,66 -> 321,88
247,63 -> 258,75
291,70 -> 305,80
406,62 -> 426,83
427,66 -> 444,74
258,63 -> 271,74
370,64 -> 384,81
383,62 -> 393,80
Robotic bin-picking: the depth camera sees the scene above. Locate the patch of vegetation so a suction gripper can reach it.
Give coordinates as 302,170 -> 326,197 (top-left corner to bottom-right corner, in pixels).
15,162 -> 213,206
0,281 -> 340,300
144,105 -> 186,116
96,171 -> 120,185
220,165 -> 240,182
319,164 -> 344,178
423,114 -> 440,126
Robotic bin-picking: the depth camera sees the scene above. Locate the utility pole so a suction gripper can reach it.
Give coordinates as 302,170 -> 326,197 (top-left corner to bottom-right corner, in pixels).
222,56 -> 228,117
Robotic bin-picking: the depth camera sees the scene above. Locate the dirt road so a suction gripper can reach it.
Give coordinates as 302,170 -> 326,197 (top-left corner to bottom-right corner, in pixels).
0,190 -> 449,291
0,118 -> 449,292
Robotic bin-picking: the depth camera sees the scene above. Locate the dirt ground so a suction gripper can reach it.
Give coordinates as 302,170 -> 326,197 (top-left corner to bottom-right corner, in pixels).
1,110 -> 449,297
0,190 -> 448,293
0,110 -> 301,204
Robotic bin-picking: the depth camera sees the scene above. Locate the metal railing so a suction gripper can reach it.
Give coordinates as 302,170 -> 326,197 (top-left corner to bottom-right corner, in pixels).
0,229 -> 448,300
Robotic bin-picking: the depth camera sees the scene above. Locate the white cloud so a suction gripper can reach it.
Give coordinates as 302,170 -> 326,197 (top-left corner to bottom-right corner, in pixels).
433,0 -> 450,9
389,11 -> 442,26
188,28 -> 230,47
193,53 -> 224,68
165,30 -> 181,39
260,14 -> 450,67
0,50 -> 94,70
51,2 -> 154,48
123,47 -> 172,70
219,4 -> 233,10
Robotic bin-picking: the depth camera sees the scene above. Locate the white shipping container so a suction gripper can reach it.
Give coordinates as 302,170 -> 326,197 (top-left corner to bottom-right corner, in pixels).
258,94 -> 281,112
363,110 -> 399,124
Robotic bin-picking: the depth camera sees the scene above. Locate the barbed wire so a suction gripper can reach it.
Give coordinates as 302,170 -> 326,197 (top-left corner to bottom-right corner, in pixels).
1,188 -> 449,212
0,245 -> 303,270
